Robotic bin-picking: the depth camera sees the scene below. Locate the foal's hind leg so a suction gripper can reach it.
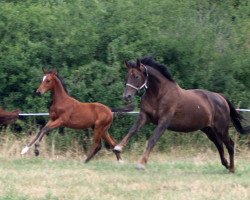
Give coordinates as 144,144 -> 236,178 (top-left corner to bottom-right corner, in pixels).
84,127 -> 102,163
201,128 -> 229,170
102,132 -> 122,162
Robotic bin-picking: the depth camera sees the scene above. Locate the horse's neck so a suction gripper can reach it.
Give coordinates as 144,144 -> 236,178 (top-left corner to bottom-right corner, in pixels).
146,67 -> 179,97
52,77 -> 69,104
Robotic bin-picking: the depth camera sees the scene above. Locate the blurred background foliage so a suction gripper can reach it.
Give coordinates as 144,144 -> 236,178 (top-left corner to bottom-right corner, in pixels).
0,0 -> 249,151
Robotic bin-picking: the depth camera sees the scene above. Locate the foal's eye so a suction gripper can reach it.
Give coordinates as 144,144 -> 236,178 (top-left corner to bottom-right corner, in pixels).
135,75 -> 139,79
46,80 -> 50,83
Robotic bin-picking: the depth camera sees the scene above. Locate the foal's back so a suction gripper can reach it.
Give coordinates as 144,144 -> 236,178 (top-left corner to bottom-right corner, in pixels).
65,97 -> 113,129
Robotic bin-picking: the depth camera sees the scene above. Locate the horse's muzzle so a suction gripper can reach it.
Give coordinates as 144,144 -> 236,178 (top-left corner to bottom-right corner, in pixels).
123,94 -> 132,102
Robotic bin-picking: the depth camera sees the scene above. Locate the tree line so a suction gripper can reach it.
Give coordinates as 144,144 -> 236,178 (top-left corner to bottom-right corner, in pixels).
0,0 -> 249,145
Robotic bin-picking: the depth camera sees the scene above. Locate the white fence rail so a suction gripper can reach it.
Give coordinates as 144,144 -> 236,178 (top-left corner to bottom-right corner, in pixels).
18,109 -> 250,116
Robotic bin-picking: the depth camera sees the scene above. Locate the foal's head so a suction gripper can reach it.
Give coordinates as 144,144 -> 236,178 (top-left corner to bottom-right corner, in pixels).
123,59 -> 148,102
36,68 -> 58,96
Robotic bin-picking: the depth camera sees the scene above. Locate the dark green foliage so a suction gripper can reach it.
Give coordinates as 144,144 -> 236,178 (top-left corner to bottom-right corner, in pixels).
0,0 -> 249,150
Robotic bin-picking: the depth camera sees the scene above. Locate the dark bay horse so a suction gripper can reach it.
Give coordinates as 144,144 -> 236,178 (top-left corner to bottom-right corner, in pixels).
21,69 -> 128,163
0,107 -> 20,125
114,57 -> 250,172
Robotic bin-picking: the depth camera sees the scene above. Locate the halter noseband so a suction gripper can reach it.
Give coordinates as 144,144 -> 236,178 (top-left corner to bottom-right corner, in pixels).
126,65 -> 148,92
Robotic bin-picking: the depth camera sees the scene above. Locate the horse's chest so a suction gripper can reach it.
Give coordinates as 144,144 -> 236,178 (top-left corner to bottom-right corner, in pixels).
144,108 -> 159,124
49,106 -> 63,120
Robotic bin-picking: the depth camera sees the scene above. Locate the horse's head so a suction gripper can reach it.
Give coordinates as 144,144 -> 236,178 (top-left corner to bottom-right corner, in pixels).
123,59 -> 148,102
36,68 -> 58,96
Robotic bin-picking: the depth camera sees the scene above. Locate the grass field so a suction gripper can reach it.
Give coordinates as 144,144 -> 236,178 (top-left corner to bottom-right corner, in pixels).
0,149 -> 250,200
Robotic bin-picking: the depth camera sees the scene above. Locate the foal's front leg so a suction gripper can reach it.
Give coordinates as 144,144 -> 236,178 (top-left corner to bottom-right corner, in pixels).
113,112 -> 147,153
21,119 -> 63,155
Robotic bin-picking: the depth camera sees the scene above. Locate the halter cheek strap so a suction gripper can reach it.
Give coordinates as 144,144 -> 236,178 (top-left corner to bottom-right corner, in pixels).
126,65 -> 148,92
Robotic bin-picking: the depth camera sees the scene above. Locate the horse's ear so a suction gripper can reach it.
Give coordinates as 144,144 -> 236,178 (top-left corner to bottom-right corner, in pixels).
136,58 -> 141,68
124,60 -> 130,69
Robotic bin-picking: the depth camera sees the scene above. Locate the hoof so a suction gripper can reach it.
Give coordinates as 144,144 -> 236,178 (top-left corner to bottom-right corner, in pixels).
118,159 -> 124,164
113,145 -> 123,153
34,149 -> 40,157
136,163 -> 146,170
21,146 -> 30,155
229,168 -> 235,173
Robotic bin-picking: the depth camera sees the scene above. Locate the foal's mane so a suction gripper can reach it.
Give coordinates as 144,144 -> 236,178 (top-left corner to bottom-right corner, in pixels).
47,70 -> 69,94
140,57 -> 174,82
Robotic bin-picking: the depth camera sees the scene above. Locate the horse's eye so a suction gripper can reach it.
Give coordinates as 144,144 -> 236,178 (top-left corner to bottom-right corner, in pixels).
135,75 -> 139,79
46,80 -> 50,83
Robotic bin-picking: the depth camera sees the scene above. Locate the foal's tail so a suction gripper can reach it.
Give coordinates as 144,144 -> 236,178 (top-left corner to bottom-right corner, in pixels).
221,94 -> 250,134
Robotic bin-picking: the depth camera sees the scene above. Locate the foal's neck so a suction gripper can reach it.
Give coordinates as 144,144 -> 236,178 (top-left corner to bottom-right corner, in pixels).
52,76 -> 69,104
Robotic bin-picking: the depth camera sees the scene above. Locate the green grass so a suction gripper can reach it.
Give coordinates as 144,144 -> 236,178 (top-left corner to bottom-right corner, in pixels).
0,151 -> 250,200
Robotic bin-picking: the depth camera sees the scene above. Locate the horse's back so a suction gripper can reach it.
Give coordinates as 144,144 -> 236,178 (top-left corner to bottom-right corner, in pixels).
187,89 -> 230,125
168,89 -> 229,132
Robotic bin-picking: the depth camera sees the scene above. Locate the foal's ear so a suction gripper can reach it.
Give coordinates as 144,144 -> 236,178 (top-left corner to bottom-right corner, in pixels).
42,67 -> 46,74
124,60 -> 130,69
52,69 -> 58,75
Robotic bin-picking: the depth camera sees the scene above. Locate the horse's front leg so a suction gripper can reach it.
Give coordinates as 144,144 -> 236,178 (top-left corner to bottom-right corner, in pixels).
114,112 -> 147,153
137,121 -> 169,170
21,119 -> 63,155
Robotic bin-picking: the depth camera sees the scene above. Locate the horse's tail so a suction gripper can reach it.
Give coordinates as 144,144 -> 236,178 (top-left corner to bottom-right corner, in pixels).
111,104 -> 135,113
221,94 -> 250,134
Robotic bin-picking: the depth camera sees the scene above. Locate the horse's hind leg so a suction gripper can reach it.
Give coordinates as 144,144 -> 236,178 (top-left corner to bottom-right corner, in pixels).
102,132 -> 122,162
201,127 -> 229,170
220,132 -> 235,173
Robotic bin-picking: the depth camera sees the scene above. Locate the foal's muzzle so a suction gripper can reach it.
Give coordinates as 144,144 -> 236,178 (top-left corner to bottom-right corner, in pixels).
35,90 -> 42,96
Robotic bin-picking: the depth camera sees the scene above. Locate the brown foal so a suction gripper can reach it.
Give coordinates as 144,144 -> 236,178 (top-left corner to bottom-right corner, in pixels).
21,69 -> 121,163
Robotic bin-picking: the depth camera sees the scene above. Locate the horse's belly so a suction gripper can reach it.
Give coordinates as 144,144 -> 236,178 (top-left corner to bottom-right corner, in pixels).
168,115 -> 209,132
168,125 -> 201,133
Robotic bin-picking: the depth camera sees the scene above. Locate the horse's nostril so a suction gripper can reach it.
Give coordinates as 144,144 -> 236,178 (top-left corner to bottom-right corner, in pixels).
124,94 -> 132,102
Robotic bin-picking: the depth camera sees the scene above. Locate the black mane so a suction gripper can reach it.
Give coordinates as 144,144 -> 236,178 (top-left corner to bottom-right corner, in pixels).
140,57 -> 174,82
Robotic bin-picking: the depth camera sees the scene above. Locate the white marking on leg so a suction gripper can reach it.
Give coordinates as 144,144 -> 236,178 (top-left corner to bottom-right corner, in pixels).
21,146 -> 30,155
114,145 -> 122,152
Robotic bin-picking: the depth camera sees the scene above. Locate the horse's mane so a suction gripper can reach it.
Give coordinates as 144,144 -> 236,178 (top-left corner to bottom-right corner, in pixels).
47,70 -> 69,94
140,57 -> 174,82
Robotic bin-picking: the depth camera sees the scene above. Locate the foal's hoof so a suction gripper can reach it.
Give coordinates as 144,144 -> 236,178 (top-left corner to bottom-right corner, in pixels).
34,149 -> 40,157
113,145 -> 123,153
21,146 -> 30,155
136,163 -> 146,170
